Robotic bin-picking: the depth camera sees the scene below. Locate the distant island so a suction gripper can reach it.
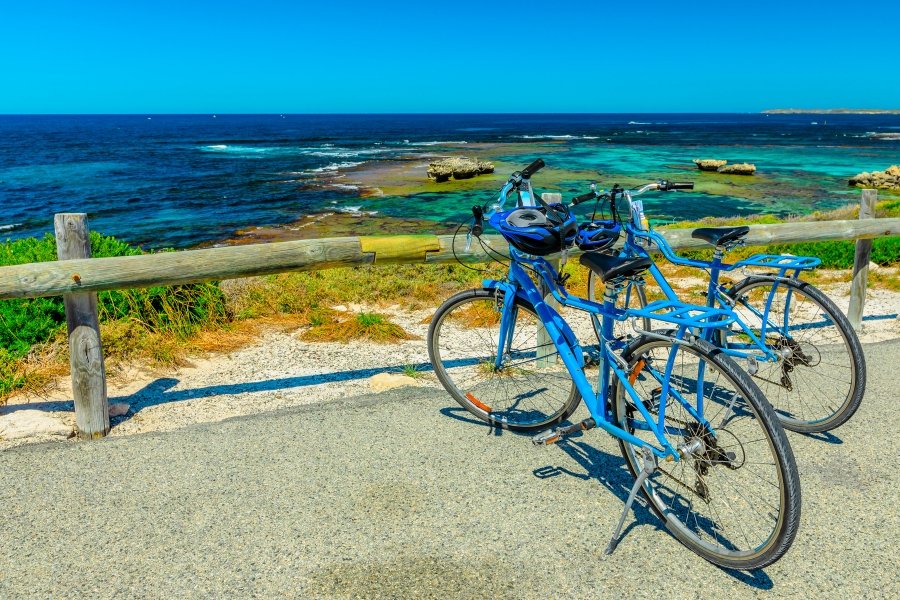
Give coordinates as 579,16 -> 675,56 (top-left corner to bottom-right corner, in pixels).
762,108 -> 900,115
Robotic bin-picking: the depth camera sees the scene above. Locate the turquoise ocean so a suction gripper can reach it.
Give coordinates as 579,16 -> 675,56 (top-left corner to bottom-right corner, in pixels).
0,113 -> 897,249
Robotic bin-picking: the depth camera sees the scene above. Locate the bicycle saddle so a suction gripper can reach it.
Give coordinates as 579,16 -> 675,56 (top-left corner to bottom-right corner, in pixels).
691,226 -> 749,246
579,253 -> 652,283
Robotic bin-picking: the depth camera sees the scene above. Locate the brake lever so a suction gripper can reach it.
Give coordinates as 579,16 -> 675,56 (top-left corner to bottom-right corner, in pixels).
465,205 -> 485,252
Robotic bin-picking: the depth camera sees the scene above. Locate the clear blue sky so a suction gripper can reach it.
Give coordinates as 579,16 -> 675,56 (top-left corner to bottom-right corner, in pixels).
2,0 -> 898,113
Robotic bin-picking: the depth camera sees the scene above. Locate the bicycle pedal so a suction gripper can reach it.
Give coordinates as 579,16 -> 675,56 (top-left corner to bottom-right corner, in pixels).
531,418 -> 596,446
531,430 -> 562,446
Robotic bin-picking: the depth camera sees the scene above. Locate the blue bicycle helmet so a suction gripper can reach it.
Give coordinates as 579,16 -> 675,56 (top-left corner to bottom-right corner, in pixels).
576,220 -> 621,252
489,204 -> 578,256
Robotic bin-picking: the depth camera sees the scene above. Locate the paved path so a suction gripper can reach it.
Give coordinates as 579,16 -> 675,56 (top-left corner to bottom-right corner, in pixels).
1,341 -> 898,599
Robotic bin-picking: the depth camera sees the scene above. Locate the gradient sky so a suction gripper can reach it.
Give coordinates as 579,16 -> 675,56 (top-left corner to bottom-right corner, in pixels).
2,0 -> 898,113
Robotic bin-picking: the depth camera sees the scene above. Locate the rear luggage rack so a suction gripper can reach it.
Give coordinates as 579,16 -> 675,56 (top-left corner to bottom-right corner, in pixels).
627,300 -> 735,329
735,254 -> 821,271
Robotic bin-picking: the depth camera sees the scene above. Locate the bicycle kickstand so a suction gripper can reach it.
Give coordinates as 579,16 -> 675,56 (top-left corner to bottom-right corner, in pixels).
605,446 -> 657,556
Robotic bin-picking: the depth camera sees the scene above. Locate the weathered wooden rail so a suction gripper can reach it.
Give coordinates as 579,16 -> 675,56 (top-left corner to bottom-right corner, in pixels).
2,217 -> 898,300
1,192 -> 897,438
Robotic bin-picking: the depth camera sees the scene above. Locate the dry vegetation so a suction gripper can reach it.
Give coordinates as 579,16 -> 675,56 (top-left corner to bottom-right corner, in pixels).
2,198 -> 897,402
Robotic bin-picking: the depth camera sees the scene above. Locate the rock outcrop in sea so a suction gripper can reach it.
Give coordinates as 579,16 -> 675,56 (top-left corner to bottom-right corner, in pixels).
693,159 -> 727,171
693,159 -> 757,175
848,165 -> 900,191
717,163 -> 757,175
427,157 -> 494,182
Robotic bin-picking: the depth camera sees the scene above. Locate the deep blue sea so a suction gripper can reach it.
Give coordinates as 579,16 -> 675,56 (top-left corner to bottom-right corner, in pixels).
1,114 -> 898,249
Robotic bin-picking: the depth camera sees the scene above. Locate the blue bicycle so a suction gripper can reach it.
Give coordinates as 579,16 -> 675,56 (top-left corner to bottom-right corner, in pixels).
428,160 -> 801,569
578,182 -> 866,433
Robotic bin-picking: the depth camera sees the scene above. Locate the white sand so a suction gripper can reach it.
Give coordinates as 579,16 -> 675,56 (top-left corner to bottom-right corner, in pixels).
2,269 -> 898,449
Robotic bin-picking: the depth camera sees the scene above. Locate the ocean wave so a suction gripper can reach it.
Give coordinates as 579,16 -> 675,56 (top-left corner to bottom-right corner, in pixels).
201,144 -> 380,157
307,147 -> 398,158
627,121 -> 651,125
520,134 -> 577,139
518,134 -> 600,140
870,132 -> 900,140
0,223 -> 23,232
306,161 -> 365,174
410,140 -> 468,146
337,205 -> 377,216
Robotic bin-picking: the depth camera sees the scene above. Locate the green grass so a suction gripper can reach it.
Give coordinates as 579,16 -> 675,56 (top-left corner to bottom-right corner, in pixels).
659,200 -> 900,268
2,201 -> 897,401
300,311 -> 417,343
0,233 -> 229,398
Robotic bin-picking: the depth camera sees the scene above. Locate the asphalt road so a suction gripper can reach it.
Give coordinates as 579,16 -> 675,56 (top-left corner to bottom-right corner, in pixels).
1,341 -> 898,599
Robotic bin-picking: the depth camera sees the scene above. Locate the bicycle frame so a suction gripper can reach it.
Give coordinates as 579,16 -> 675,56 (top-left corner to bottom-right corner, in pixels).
483,248 -> 736,461
616,192 -> 821,364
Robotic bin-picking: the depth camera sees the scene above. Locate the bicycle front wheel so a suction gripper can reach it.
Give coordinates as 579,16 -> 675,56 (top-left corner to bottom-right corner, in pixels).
613,336 -> 801,570
427,288 -> 580,431
727,277 -> 866,433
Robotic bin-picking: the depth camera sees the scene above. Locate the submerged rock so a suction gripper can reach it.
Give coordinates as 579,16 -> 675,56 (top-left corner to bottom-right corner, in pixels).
717,163 -> 757,175
848,165 -> 900,190
693,159 -> 728,171
427,157 -> 494,182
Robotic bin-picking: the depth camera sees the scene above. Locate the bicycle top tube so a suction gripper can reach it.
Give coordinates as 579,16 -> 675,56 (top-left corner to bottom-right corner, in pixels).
499,248 -> 736,331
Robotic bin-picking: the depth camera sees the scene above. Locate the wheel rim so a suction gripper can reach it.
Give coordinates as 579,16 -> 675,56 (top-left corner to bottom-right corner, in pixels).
730,281 -> 856,428
615,341 -> 787,561
431,293 -> 576,428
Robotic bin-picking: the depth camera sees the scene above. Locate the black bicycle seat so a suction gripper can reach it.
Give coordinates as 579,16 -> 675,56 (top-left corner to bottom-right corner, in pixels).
579,254 -> 652,283
691,226 -> 750,246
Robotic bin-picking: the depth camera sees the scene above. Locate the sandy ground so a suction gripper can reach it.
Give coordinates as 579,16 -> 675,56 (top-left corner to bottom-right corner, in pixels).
2,273 -> 898,450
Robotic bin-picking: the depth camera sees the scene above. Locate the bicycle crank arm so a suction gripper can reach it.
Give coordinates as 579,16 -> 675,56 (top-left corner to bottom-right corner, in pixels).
531,418 -> 596,446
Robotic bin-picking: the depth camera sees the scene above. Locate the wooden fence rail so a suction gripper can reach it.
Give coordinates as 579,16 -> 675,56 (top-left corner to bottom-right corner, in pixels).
1,192 -> 897,438
2,217 -> 898,301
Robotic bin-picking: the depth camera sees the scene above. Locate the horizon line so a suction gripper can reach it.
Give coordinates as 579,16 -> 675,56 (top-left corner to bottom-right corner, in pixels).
0,110 -> 773,117
1,109 -> 897,117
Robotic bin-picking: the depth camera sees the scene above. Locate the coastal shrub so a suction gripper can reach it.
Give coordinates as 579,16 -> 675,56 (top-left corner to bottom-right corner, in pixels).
0,233 -> 230,399
300,311 -> 417,344
766,236 -> 900,269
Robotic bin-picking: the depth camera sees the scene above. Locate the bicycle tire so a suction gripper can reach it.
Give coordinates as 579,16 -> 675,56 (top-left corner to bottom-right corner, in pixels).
727,277 -> 866,433
612,335 -> 801,569
428,288 -> 581,432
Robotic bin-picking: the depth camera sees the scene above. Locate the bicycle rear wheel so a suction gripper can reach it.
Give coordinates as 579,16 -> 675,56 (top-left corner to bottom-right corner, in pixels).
427,288 -> 580,431
612,336 -> 801,570
727,277 -> 866,433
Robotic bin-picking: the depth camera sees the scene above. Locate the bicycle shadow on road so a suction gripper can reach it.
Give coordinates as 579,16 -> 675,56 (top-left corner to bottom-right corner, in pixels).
532,435 -> 663,544
438,406 -> 507,436
533,434 -> 775,590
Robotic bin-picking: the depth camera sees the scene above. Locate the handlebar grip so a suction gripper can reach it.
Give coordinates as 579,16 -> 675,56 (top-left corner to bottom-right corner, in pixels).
572,192 -> 596,206
471,205 -> 484,237
520,158 -> 545,178
668,182 -> 694,191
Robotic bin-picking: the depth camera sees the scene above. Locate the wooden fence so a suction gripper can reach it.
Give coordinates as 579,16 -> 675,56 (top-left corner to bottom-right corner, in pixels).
1,190 -> 896,438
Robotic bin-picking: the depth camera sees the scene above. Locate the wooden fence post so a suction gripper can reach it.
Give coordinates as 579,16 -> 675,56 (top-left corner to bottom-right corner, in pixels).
847,190 -> 877,331
537,193 -> 562,367
54,214 -> 109,439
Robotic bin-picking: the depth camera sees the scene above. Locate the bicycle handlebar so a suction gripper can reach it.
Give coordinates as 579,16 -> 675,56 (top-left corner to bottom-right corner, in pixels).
471,205 -> 484,237
572,191 -> 597,205
662,181 -> 694,191
520,158 -> 545,179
